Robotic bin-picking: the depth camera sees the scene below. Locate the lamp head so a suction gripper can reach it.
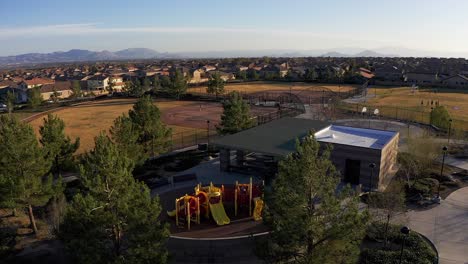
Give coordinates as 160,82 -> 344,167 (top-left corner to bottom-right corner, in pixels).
400,226 -> 411,235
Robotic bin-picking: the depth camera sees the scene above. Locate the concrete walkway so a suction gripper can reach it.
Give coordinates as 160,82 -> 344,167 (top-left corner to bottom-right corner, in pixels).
405,187 -> 468,264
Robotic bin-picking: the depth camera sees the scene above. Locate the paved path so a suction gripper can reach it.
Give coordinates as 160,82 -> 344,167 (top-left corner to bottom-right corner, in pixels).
406,187 -> 468,264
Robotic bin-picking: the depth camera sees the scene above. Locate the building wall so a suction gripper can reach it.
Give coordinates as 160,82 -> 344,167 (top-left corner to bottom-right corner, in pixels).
379,134 -> 399,190
326,143 -> 383,191
41,90 -> 73,100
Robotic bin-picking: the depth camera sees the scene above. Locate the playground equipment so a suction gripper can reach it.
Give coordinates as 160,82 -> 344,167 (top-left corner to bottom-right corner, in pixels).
168,182 -> 230,230
235,177 -> 264,221
253,197 -> 264,221
167,194 -> 203,230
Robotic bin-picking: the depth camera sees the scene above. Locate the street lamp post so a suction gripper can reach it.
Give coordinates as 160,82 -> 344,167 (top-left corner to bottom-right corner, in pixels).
206,120 -> 211,144
399,226 -> 411,264
448,119 -> 453,144
437,146 -> 448,200
369,163 -> 376,193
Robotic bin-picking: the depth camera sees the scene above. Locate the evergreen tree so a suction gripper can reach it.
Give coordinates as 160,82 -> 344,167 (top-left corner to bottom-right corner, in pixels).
169,69 -> 188,99
160,75 -> 171,89
6,91 -> 15,115
110,114 -> 147,167
236,70 -> 247,81
128,95 -> 172,157
27,87 -> 42,110
260,133 -> 368,263
152,75 -> 161,91
207,71 -> 225,98
142,77 -> 151,92
0,116 -> 56,236
39,114 -> 80,176
217,91 -> 254,135
71,80 -> 82,98
247,69 -> 259,80
59,134 -> 169,264
129,79 -> 144,97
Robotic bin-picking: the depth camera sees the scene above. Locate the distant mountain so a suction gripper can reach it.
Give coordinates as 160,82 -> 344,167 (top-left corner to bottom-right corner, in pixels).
320,50 -> 396,58
0,48 -> 175,66
0,48 -> 401,66
354,49 -> 396,57
320,51 -> 349,57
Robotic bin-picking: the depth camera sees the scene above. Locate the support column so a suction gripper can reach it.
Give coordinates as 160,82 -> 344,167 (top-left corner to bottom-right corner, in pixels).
236,150 -> 246,166
220,148 -> 231,171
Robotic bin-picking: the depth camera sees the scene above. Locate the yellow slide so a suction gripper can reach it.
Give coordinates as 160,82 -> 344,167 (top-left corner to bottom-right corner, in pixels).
253,198 -> 264,221
167,209 -> 176,217
209,202 -> 230,225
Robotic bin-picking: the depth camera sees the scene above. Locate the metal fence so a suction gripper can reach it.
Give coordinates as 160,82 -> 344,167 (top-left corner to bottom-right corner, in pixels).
336,102 -> 468,132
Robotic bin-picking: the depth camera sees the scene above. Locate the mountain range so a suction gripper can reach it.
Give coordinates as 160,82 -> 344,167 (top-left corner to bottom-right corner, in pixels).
0,47 -> 415,67
0,48 -> 175,66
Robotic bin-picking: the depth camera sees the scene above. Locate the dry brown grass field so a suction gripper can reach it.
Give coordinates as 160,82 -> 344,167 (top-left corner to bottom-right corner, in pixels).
367,86 -> 468,122
27,98 -> 275,154
188,82 -> 357,94
28,99 -> 206,153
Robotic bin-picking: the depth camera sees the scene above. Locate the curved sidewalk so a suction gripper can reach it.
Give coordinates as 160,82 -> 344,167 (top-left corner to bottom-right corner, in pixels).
406,187 -> 468,264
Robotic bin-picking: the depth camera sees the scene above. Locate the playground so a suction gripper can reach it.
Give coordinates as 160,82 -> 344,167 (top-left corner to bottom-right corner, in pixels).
160,178 -> 268,238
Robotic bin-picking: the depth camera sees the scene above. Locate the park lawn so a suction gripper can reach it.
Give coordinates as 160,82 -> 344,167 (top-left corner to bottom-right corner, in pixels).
28,99 -> 200,154
188,82 -> 357,94
367,86 -> 468,122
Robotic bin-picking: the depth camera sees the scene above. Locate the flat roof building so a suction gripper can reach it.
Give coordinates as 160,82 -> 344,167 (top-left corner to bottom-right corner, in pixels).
212,118 -> 399,191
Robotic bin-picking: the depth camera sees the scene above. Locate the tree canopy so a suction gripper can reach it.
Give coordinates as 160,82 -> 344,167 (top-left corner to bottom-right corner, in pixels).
59,134 -> 169,263
207,71 -> 225,97
39,114 -> 80,176
260,133 -> 368,263
110,114 -> 147,167
0,116 -> 57,236
430,105 -> 451,130
169,69 -> 187,99
27,87 -> 42,110
128,95 -> 172,157
217,91 -> 254,135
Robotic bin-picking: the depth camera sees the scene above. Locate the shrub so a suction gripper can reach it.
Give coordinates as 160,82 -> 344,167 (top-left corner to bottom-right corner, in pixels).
430,106 -> 451,130
411,178 -> 439,197
361,223 -> 437,264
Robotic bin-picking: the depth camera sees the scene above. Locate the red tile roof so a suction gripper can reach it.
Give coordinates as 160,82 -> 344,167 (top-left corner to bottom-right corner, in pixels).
24,77 -> 55,86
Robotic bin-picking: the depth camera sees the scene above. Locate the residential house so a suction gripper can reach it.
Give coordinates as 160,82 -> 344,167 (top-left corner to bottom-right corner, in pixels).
86,75 -> 109,94
109,76 -> 125,92
441,74 -> 468,89
39,81 -> 73,100
405,72 -> 438,86
373,66 -> 403,85
189,69 -> 209,84
22,77 -> 55,89
0,80 -> 27,103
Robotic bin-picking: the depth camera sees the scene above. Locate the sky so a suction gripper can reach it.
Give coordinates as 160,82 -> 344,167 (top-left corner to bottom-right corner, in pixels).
1,0 -> 468,57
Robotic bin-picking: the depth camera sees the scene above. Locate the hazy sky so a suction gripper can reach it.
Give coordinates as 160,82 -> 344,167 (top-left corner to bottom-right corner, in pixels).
1,0 -> 468,56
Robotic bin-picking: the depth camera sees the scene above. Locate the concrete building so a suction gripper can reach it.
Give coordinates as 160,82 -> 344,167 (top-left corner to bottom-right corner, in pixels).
212,118 -> 399,191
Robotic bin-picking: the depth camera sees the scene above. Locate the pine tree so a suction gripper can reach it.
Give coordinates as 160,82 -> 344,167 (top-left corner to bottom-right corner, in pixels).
260,133 -> 368,263
169,69 -> 188,99
128,95 -> 172,157
207,71 -> 225,98
59,134 -> 169,263
6,90 -> 15,115
110,114 -> 147,167
217,91 -> 254,135
27,87 -> 42,110
0,116 -> 56,236
39,114 -> 80,176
